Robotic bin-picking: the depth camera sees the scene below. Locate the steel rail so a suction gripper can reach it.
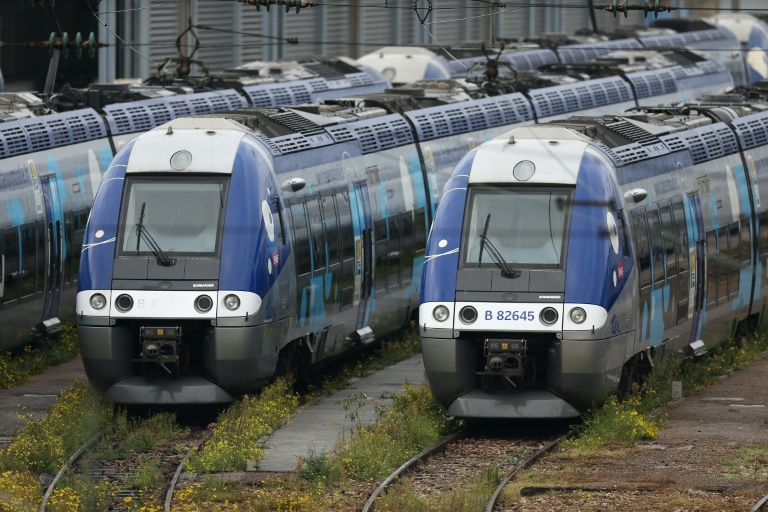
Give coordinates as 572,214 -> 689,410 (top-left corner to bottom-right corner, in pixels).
164,430 -> 213,512
361,430 -> 465,512
752,492 -> 768,512
484,434 -> 567,512
39,428 -> 108,512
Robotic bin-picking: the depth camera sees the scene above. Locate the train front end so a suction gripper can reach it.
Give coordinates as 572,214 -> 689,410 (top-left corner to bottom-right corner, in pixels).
76,117 -> 286,404
420,125 -> 633,418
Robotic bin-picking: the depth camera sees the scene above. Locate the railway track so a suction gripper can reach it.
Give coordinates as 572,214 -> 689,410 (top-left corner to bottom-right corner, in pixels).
39,421 -> 211,512
363,424 -> 569,512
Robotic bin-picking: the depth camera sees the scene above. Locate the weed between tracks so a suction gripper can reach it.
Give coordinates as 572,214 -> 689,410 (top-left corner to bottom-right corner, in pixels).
0,323 -> 80,388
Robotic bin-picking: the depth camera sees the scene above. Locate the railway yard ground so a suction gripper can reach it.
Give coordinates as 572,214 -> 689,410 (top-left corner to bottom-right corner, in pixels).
0,330 -> 767,510
498,351 -> 768,512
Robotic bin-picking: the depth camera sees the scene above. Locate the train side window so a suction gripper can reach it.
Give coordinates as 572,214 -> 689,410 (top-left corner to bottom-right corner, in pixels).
740,218 -> 750,263
646,208 -> 665,286
388,215 -> 401,289
706,229 -> 718,307
759,211 -> 768,259
401,212 -> 413,284
2,228 -> 19,306
414,207 -> 426,252
320,194 -> 339,266
728,221 -> 741,300
305,197 -> 325,274
631,210 -> 652,289
71,209 -> 89,283
659,204 -> 677,279
717,226 -> 730,303
336,190 -> 355,261
670,198 -> 689,274
20,223 -> 38,300
290,201 -> 311,276
729,222 -> 741,266
374,218 -> 388,293
63,212 -> 73,286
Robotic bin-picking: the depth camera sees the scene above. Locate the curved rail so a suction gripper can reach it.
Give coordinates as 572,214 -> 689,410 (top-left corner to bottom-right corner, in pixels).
484,434 -> 566,512
361,430 -> 465,512
164,430 -> 213,512
752,493 -> 768,512
39,429 -> 108,512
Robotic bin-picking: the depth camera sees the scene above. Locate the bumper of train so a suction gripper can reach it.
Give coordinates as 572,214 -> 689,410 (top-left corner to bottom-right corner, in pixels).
78,323 -> 278,405
419,301 -> 622,418
421,336 -> 623,418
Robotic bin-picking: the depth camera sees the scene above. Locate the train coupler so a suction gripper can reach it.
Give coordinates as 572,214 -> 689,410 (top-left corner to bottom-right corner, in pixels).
138,326 -> 182,375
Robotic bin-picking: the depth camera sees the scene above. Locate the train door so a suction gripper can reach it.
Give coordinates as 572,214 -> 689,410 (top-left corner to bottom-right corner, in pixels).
39,172 -> 64,332
351,180 -> 373,334
688,192 -> 706,345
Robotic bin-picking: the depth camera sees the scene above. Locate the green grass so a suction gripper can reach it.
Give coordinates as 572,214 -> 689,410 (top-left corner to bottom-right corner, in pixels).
378,464 -> 504,512
566,329 -> 768,453
0,323 -> 80,388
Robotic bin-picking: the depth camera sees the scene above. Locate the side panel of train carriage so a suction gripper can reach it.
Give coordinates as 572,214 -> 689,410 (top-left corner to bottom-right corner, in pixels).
267,113 -> 430,362
0,109 -> 111,346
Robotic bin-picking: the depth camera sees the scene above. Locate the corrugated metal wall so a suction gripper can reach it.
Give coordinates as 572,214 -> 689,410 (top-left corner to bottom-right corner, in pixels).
148,0 -> 180,69
132,0 -> 680,77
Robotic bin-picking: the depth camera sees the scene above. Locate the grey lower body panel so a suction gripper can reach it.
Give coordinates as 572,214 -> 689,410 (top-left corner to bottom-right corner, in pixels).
422,334 -> 626,417
78,321 -> 279,404
105,376 -> 235,404
448,389 -> 581,419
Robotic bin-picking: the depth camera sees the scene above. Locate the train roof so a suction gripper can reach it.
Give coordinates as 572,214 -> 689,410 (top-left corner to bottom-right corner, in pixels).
539,80 -> 768,167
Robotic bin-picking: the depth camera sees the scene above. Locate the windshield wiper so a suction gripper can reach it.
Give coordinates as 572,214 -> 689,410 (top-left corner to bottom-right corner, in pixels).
135,202 -> 175,267
477,213 -> 521,279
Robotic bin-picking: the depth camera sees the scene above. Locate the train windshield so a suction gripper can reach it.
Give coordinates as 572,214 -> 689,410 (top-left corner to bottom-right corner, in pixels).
118,177 -> 229,256
461,187 -> 572,269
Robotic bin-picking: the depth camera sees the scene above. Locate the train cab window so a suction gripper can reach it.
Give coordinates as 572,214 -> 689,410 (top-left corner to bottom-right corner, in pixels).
461,188 -> 569,269
290,202 -> 311,276
670,198 -> 689,274
646,209 -> 665,286
20,223 -> 38,300
659,204 -> 677,279
335,190 -> 355,262
1,228 -> 19,306
305,198 -> 326,274
388,215 -> 401,289
631,210 -> 651,289
414,207 -> 426,252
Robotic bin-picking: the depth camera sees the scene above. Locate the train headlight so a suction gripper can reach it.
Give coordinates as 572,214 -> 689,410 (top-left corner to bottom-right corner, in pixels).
195,295 -> 213,313
570,307 -> 587,324
433,305 -> 450,322
115,294 -> 134,312
170,150 -> 192,171
540,307 -> 559,325
90,293 -> 106,310
513,160 -> 536,181
459,306 -> 477,324
224,294 -> 241,311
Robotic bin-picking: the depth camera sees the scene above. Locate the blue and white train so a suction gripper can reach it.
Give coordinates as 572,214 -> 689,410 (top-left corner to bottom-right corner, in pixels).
359,15 -> 768,88
74,48 -> 736,404
420,83 -> 768,418
0,57 -> 389,349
